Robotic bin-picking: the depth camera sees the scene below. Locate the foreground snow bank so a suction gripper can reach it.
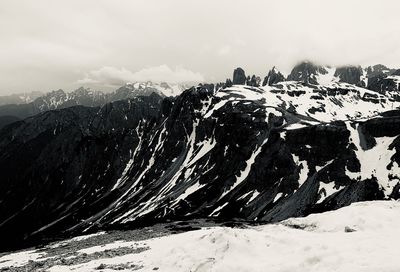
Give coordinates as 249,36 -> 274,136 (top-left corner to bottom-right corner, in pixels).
2,201 -> 400,272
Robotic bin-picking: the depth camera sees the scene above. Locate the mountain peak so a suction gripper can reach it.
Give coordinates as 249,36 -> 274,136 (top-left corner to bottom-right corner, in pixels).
233,67 -> 246,85
287,61 -> 329,85
262,66 -> 285,86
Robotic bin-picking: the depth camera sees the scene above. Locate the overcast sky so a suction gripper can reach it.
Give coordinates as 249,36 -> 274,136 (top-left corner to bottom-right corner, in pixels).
1,0 -> 400,94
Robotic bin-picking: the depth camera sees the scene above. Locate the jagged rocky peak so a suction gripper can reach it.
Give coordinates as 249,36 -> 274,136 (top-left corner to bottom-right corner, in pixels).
262,66 -> 285,86
233,67 -> 246,85
114,82 -> 166,99
72,86 -> 94,95
334,65 -> 364,86
114,81 -> 186,98
31,89 -> 68,111
44,88 -> 66,98
365,64 -> 396,77
34,88 -> 67,103
287,61 -> 329,85
197,83 -> 215,93
246,75 -> 261,87
224,78 -> 233,88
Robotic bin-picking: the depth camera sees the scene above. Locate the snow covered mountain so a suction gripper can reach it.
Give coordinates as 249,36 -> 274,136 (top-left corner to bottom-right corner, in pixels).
285,61 -> 400,96
1,62 -> 400,252
115,82 -> 187,98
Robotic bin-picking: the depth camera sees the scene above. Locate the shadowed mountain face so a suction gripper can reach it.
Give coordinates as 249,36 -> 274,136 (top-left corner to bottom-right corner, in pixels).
334,66 -> 364,86
1,81 -> 400,251
0,115 -> 20,128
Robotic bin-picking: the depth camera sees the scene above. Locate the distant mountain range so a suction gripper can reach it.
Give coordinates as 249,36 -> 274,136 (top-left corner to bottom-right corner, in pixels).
1,61 -> 400,251
0,82 -> 188,128
0,91 -> 43,106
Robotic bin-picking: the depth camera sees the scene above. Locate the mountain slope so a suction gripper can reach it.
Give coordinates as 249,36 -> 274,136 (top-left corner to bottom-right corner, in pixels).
1,81 -> 400,251
1,201 -> 399,272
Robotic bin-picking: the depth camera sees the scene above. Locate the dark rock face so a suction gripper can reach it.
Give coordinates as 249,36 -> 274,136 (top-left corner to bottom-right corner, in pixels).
365,64 -> 395,78
262,67 -> 285,86
246,75 -> 261,87
364,65 -> 399,95
391,69 -> 400,76
334,66 -> 363,86
367,75 -> 399,93
287,61 -> 327,85
0,94 -> 164,251
0,86 -> 399,252
233,68 -> 246,85
224,79 -> 233,88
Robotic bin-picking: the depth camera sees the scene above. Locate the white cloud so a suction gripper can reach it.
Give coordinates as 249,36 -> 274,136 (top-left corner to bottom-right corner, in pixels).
217,46 -> 232,56
77,65 -> 205,87
1,0 -> 400,94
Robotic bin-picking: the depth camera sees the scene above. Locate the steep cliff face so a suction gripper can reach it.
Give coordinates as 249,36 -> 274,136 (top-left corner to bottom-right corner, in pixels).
287,62 -> 329,85
334,66 -> 364,86
233,68 -> 246,85
1,83 -> 400,251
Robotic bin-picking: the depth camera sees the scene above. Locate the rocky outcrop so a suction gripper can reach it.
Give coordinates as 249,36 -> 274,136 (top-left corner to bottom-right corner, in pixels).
246,75 -> 261,87
334,66 -> 363,86
233,67 -> 246,85
392,69 -> 400,76
287,61 -> 328,85
262,67 -> 285,86
365,64 -> 395,78
367,75 -> 399,94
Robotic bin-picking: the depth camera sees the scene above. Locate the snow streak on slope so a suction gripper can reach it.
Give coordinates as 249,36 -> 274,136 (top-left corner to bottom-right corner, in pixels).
111,121 -> 145,191
345,122 -> 398,195
94,84 -> 400,226
315,66 -> 337,85
220,137 -> 268,199
110,96 -> 220,223
4,201 -> 399,272
292,153 -> 309,189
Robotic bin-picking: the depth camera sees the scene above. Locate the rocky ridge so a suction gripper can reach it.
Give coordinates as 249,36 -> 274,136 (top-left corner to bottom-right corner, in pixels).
1,65 -> 400,251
